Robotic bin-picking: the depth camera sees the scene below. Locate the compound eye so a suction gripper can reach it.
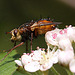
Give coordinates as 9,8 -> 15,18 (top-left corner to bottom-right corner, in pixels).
14,29 -> 18,36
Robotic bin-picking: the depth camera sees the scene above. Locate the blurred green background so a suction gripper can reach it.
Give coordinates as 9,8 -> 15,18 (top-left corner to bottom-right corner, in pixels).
0,0 -> 75,51
0,0 -> 75,75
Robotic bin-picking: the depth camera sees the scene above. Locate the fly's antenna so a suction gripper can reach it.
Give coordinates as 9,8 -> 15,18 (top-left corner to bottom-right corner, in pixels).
6,32 -> 11,34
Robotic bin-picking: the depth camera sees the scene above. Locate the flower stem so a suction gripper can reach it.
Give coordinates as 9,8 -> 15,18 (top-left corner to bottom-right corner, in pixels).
42,70 -> 49,75
64,67 -> 74,75
51,66 -> 60,75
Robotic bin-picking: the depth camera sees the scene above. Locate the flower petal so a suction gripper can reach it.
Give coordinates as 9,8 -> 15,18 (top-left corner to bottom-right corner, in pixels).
30,50 -> 43,61
21,54 -> 32,65
24,62 -> 40,72
69,59 -> 75,73
45,31 -> 58,46
14,60 -> 22,66
40,62 -> 53,71
58,50 -> 74,66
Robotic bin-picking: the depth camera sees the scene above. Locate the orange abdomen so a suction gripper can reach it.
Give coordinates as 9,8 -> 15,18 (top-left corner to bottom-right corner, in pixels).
35,20 -> 56,34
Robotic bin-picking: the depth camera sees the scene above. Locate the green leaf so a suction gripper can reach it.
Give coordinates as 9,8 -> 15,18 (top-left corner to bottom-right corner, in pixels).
50,66 -> 60,75
0,50 -> 42,75
13,67 -> 31,75
0,50 -> 19,75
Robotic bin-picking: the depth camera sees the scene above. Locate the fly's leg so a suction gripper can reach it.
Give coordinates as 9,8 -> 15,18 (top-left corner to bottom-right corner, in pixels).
30,33 -> 33,52
0,42 -> 24,63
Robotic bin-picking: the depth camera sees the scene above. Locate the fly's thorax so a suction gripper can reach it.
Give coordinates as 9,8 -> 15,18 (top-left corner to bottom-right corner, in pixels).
31,22 -> 38,31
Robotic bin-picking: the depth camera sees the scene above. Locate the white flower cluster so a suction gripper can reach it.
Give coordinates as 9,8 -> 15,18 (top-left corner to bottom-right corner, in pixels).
15,47 -> 59,72
45,25 -> 75,73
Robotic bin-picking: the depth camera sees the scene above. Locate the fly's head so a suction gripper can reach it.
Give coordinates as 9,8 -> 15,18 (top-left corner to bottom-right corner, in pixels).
6,29 -> 22,42
11,29 -> 22,42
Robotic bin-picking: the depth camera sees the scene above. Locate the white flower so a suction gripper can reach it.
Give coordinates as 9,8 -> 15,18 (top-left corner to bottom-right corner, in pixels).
45,26 -> 74,51
45,28 -> 60,50
69,58 -> 75,73
45,25 -> 75,73
45,28 -> 60,46
56,34 -> 73,50
67,25 -> 75,42
39,48 -> 59,71
58,49 -> 74,66
15,47 -> 58,72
